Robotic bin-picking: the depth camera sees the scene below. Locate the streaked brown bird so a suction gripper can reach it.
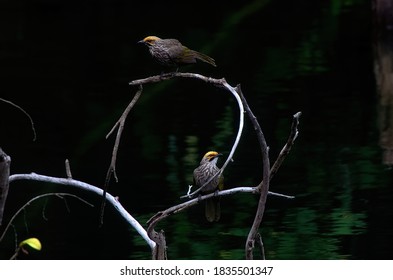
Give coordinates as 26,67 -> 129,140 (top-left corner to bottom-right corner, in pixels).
193,151 -> 224,222
138,36 -> 216,68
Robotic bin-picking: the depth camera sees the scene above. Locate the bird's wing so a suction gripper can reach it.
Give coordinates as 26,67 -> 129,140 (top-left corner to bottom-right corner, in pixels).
162,39 -> 196,64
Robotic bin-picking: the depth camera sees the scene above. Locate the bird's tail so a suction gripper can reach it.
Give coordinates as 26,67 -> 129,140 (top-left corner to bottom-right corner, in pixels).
205,197 -> 220,222
191,50 -> 217,67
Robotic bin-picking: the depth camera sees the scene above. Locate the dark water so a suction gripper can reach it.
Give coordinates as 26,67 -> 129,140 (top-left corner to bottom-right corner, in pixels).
1,0 -> 392,259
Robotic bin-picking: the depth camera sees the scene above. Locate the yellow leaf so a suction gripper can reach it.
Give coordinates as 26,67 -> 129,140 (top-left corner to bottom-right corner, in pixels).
19,238 -> 42,251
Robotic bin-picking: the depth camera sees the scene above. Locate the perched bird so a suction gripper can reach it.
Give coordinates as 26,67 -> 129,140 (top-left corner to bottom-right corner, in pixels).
138,36 -> 216,68
193,151 -> 224,222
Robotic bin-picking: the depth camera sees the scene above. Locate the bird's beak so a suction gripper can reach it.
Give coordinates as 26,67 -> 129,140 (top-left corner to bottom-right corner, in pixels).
216,153 -> 223,157
137,40 -> 145,44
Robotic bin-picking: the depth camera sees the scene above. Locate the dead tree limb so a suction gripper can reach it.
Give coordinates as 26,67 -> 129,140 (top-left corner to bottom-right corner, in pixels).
269,112 -> 301,181
238,87 -> 271,260
100,85 -> 143,226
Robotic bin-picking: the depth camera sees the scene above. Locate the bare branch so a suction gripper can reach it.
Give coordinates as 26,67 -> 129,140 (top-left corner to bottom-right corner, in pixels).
65,159 -> 73,179
8,173 -> 156,250
267,191 -> 294,199
129,72 -> 226,87
100,85 -> 143,226
269,111 -> 301,181
238,87 -> 271,260
0,98 -> 37,141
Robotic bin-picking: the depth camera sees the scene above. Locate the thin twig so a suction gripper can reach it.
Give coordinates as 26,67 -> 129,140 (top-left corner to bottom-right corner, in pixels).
100,85 -> 143,226
65,159 -> 73,179
9,247 -> 20,260
269,112 -> 301,180
0,98 -> 37,141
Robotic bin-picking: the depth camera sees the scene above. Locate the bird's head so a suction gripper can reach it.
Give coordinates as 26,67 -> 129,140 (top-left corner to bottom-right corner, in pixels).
138,36 -> 161,46
201,151 -> 223,164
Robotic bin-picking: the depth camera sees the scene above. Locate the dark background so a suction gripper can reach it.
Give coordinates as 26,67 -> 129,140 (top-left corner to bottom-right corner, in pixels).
1,0 -> 392,259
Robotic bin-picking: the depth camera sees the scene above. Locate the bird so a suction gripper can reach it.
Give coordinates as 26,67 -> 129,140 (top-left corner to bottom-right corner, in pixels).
138,36 -> 216,68
193,151 -> 224,222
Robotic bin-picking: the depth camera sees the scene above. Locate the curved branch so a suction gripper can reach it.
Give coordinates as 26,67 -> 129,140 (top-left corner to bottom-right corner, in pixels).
7,173 -> 155,250
129,72 -> 225,87
130,72 -> 244,198
0,98 -> 37,141
239,87 -> 270,260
